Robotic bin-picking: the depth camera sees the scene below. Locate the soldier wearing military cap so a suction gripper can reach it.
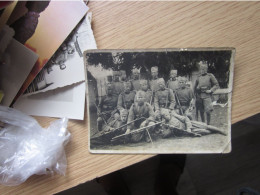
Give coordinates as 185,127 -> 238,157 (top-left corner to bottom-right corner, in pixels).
149,66 -> 160,92
120,70 -> 127,81
167,69 -> 179,92
117,81 -> 136,111
102,109 -> 128,135
194,61 -> 219,125
97,82 -> 118,131
131,68 -> 141,91
107,75 -> 113,83
112,71 -> 124,95
175,77 -> 195,118
126,91 -> 156,143
154,78 -> 176,111
160,108 -> 192,138
139,80 -> 153,104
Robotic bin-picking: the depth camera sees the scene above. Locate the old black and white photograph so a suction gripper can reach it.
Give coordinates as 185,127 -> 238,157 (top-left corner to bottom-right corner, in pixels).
84,48 -> 235,153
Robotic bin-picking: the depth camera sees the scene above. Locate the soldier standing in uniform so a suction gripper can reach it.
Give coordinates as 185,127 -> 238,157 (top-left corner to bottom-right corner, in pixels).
112,71 -> 124,95
154,78 -> 176,112
175,77 -> 195,119
149,66 -> 160,92
97,83 -> 118,131
126,91 -> 156,143
194,61 -> 219,125
120,70 -> 127,82
117,81 -> 136,111
167,69 -> 179,92
131,68 -> 141,91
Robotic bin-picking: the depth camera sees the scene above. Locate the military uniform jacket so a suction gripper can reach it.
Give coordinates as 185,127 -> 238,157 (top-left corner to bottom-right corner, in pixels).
163,116 -> 185,130
135,89 -> 153,104
117,91 -> 136,111
154,88 -> 176,110
144,89 -> 153,104
127,102 -> 155,129
131,79 -> 141,91
176,87 -> 195,106
149,78 -> 160,92
112,81 -> 124,95
167,79 -> 179,92
98,94 -> 118,113
194,73 -> 219,99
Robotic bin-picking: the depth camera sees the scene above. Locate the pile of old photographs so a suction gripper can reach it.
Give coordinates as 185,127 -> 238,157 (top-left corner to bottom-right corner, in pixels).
84,48 -> 235,154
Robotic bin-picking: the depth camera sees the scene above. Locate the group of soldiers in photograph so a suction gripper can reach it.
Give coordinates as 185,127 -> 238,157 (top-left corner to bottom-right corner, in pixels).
94,61 -> 223,144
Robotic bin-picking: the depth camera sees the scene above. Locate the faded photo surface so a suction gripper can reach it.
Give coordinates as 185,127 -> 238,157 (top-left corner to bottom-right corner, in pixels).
85,48 -> 235,154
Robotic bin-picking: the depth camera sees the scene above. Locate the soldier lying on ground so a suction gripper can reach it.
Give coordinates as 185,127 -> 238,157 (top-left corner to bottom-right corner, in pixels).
160,108 -> 192,138
159,108 -> 226,138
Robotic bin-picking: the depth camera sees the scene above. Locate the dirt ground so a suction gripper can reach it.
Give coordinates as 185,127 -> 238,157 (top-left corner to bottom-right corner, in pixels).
89,105 -> 230,153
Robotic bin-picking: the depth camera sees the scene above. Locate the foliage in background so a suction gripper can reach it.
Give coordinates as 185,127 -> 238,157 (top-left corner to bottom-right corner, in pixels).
86,51 -> 232,88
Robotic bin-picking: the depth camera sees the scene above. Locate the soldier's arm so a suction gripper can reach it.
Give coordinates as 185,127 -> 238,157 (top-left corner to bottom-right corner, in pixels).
117,93 -> 124,111
209,74 -> 219,92
171,111 -> 186,122
168,89 -> 176,110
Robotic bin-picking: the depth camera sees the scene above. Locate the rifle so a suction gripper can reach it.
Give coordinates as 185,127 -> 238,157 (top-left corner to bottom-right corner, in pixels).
148,118 -> 201,137
111,121 -> 162,142
94,102 -> 108,126
162,123 -> 201,137
150,89 -> 153,105
175,92 -> 184,115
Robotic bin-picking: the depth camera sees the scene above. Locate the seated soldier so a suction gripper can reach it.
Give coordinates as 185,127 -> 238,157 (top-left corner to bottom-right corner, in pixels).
117,81 -> 136,111
103,109 -> 128,136
97,83 -> 118,131
131,68 -> 141,91
160,108 -> 192,138
167,69 -> 179,92
91,109 -> 128,145
126,91 -> 156,143
154,78 -> 176,112
175,77 -> 195,119
139,80 -> 153,104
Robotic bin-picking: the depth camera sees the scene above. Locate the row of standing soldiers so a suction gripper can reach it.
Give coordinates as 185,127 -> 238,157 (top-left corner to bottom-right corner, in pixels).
96,62 -> 219,142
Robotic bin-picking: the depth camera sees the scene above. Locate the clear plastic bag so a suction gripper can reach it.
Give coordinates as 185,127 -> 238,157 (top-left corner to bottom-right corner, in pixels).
0,105 -> 70,186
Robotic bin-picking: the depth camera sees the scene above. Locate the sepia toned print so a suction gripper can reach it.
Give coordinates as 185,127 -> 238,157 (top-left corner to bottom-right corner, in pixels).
84,48 -> 235,154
